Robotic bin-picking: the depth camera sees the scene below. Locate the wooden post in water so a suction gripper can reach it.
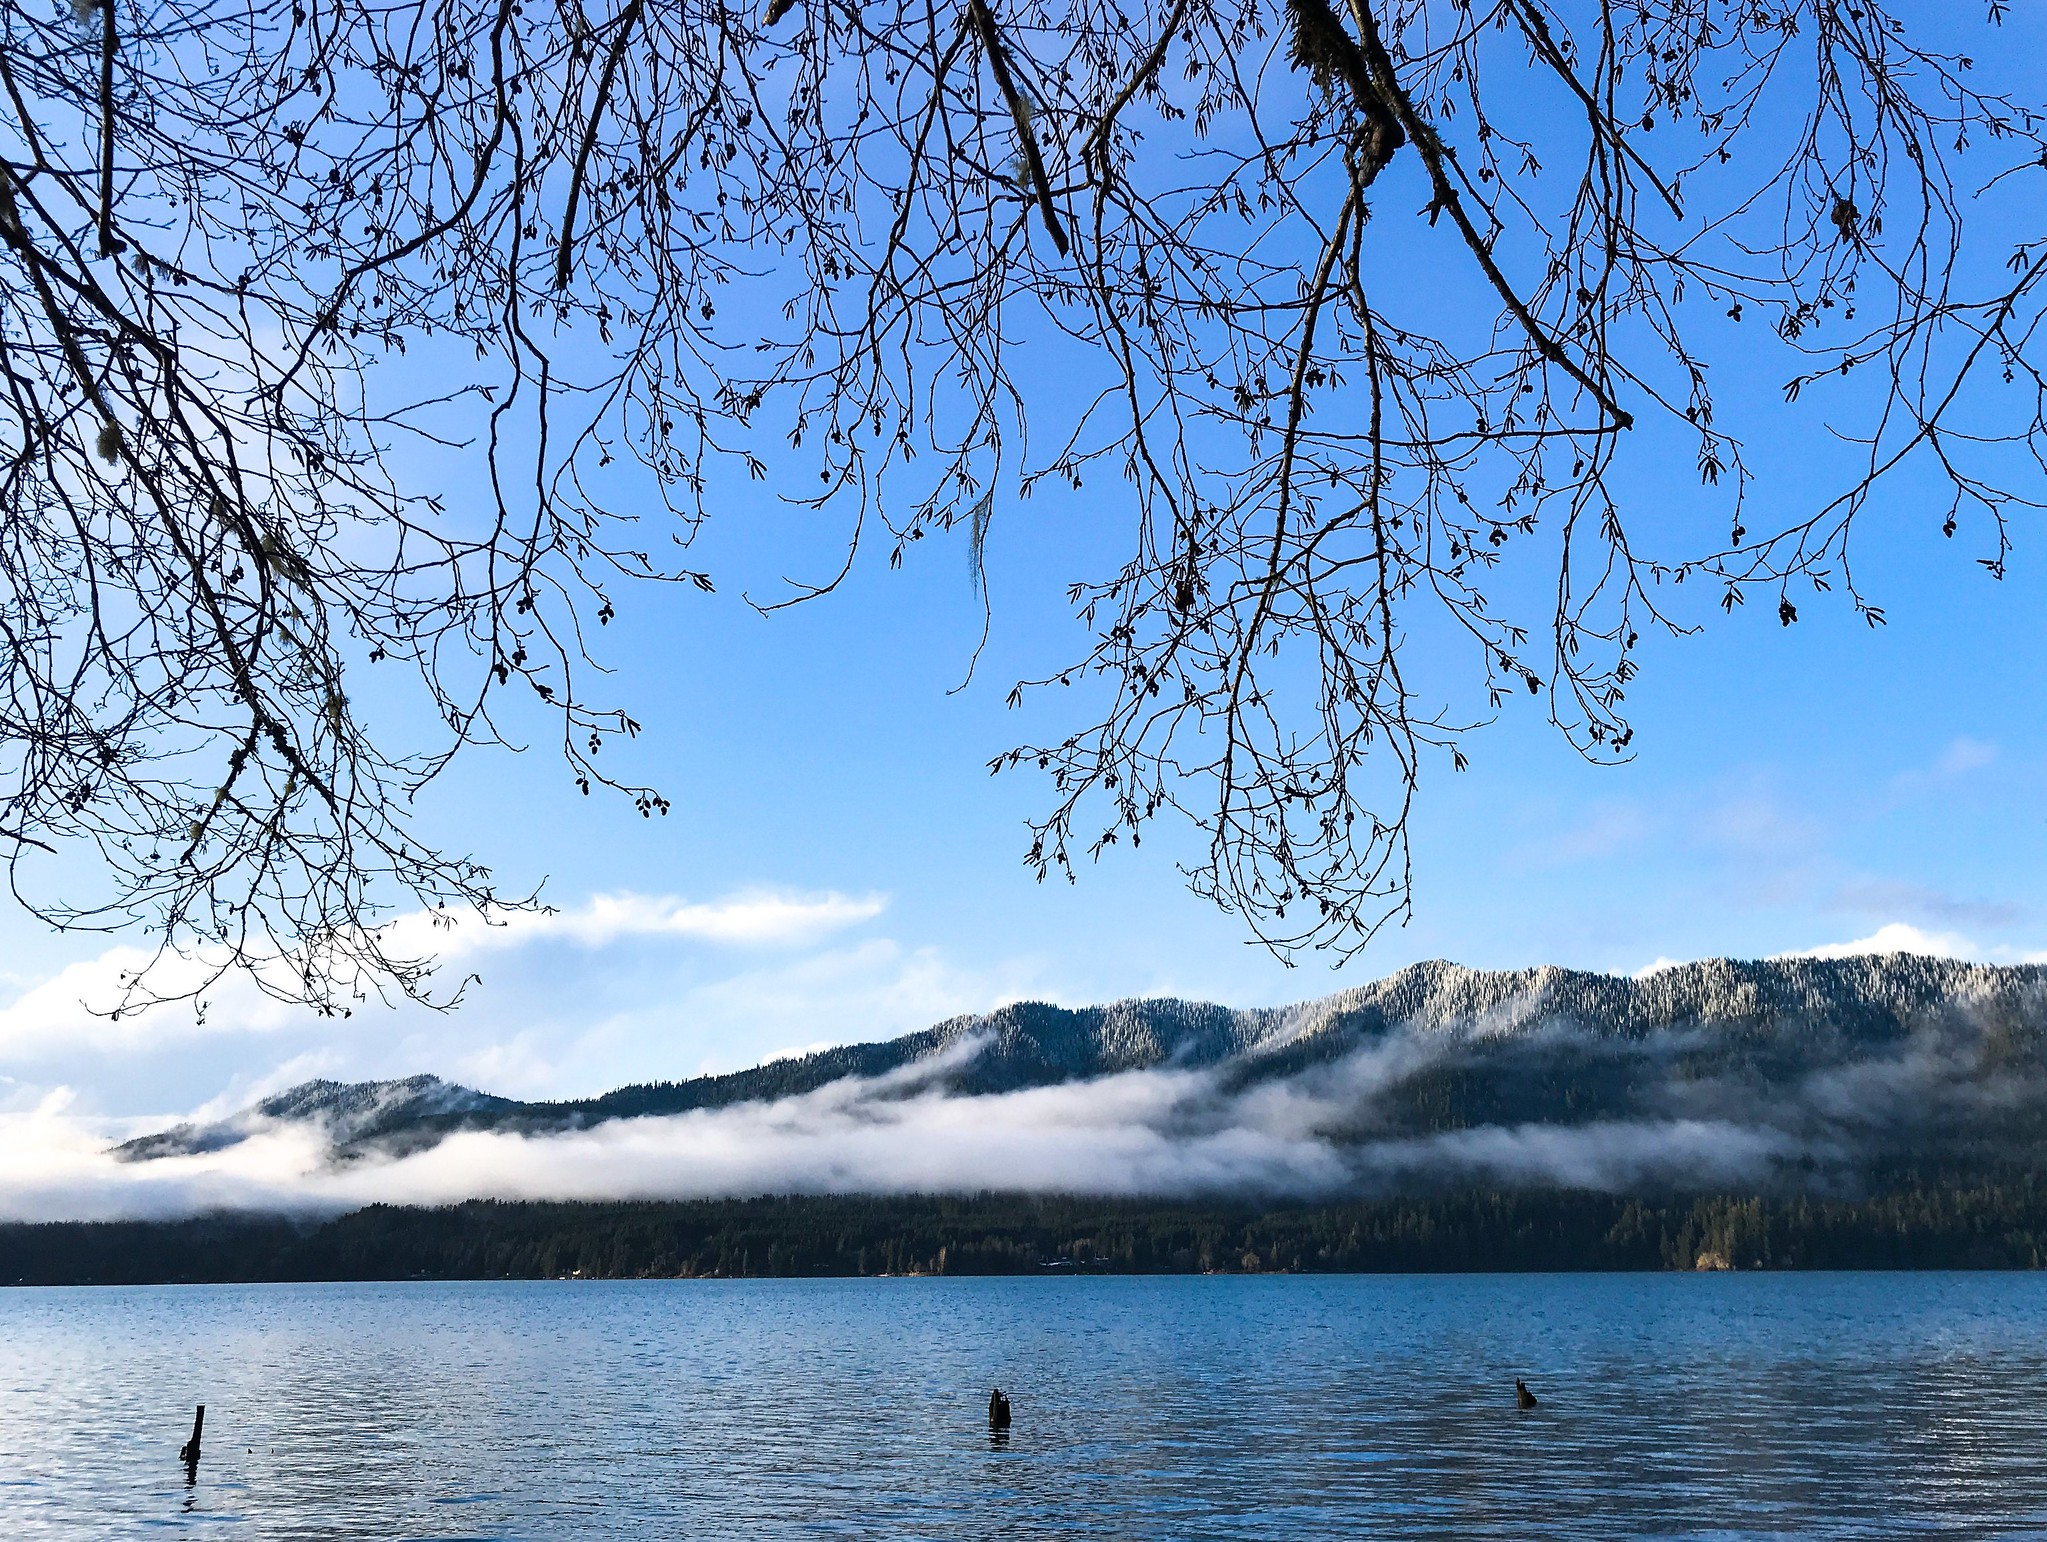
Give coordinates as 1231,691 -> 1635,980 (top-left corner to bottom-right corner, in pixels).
178,1405 -> 204,1466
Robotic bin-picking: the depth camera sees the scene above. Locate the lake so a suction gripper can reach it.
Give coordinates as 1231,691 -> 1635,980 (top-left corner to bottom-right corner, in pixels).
2,1273 -> 2046,1537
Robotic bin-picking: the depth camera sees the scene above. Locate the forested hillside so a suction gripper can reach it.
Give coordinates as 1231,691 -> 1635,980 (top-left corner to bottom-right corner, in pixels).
11,1181 -> 2047,1286
112,957 -> 2047,1192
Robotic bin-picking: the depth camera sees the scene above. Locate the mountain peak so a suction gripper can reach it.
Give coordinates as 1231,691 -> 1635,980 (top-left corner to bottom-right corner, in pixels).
113,1074 -> 511,1163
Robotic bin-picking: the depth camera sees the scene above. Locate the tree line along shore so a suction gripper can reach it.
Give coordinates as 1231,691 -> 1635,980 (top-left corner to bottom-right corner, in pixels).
8,1182 -> 2047,1285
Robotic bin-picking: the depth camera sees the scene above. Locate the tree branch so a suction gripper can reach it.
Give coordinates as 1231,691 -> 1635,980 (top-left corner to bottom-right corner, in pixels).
968,0 -> 1069,257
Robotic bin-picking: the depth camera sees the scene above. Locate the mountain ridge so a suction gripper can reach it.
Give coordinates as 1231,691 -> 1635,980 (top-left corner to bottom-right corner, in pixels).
112,953 -> 2047,1189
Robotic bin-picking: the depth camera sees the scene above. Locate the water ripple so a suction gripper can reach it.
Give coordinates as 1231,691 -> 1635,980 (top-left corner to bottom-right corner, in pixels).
2,1274 -> 2046,1537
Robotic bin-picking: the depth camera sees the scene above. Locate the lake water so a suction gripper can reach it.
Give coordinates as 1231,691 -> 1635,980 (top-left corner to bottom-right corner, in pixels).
3,1273 -> 2047,1538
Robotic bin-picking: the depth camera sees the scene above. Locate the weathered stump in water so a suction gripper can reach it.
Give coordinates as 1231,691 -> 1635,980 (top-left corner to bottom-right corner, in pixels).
988,1388 -> 1011,1429
178,1405 -> 205,1465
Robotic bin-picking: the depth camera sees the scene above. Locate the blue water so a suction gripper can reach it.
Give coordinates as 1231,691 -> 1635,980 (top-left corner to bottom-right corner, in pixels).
2,1273 -> 2046,1537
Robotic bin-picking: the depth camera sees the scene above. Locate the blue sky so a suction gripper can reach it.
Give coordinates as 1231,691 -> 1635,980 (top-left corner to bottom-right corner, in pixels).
4,428 -> 2039,1124
4,2 -> 2045,1123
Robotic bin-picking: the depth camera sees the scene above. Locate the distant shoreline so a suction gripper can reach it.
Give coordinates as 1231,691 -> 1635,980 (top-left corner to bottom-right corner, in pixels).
7,1185 -> 2047,1285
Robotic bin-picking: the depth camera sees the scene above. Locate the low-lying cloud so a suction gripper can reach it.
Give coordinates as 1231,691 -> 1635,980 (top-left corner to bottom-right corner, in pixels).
0,998 -> 2010,1222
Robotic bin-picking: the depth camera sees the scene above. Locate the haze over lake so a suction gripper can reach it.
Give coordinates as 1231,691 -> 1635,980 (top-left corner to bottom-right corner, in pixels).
6,1273 -> 2047,1538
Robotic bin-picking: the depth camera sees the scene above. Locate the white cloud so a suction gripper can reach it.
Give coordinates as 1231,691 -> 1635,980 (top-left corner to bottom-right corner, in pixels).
1935,737 -> 1998,777
1890,736 -> 2000,799
425,888 -> 888,955
1639,921 -> 2047,976
1825,878 -> 2023,930
1512,800 -> 1654,868
1774,921 -> 1983,961
677,938 -> 1036,1074
0,876 -> 1063,1136
0,887 -> 892,1069
182,1051 -> 349,1124
0,944 -> 299,1062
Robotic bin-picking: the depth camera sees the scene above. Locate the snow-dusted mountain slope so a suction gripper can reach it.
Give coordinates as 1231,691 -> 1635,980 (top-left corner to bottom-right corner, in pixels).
112,955 -> 2047,1185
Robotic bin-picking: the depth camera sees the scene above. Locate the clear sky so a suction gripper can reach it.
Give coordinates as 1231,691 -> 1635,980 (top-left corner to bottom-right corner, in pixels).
4,3 -> 2044,1126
